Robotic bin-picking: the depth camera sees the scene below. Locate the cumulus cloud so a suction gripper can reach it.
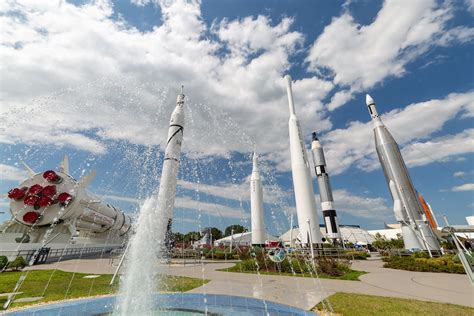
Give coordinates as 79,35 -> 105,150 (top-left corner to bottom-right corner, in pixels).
0,164 -> 27,182
454,171 -> 466,177
175,196 -> 247,220
100,191 -> 246,219
322,92 -> 474,175
306,0 -> 474,109
402,129 -> 474,167
0,0 -> 332,165
451,183 -> 474,192
315,189 -> 392,221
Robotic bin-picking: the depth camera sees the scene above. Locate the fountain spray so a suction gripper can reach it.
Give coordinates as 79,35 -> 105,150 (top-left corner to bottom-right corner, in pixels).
115,87 -> 185,315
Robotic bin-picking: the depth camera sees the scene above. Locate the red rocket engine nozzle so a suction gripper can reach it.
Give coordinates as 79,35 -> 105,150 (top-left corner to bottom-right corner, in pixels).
23,211 -> 40,224
41,185 -> 57,197
58,192 -> 73,206
43,170 -> 62,183
24,195 -> 39,206
8,188 -> 26,200
28,184 -> 43,195
37,196 -> 53,207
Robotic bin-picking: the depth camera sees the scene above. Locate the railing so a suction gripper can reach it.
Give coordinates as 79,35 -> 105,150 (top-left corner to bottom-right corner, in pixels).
0,246 -> 117,265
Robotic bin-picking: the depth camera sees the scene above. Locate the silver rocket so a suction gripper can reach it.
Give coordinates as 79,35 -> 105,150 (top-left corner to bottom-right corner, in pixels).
311,132 -> 341,242
285,75 -> 323,245
156,87 -> 185,249
250,152 -> 266,246
366,94 -> 440,252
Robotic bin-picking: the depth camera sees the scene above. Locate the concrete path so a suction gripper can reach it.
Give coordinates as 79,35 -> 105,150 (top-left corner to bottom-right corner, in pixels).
26,258 -> 473,310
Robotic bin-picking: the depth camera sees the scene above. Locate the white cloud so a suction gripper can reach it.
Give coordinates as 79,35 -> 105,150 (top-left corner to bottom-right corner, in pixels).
315,189 -> 392,221
175,196 -> 247,220
97,191 -> 246,219
401,129 -> 474,167
0,164 -> 27,182
101,194 -> 140,204
306,0 -> 474,108
177,178 -> 287,205
0,0 -> 335,168
322,92 -> 474,175
451,183 -> 474,192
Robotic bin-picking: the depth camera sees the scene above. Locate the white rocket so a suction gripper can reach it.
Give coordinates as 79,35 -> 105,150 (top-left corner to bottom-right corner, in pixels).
250,152 -> 266,246
156,87 -> 185,249
6,156 -> 131,236
311,132 -> 341,242
284,75 -> 323,245
366,94 -> 440,252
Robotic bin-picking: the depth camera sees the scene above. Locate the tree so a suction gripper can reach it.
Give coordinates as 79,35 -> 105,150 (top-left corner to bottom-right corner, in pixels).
224,225 -> 248,237
172,232 -> 184,244
203,227 -> 223,241
183,231 -> 201,243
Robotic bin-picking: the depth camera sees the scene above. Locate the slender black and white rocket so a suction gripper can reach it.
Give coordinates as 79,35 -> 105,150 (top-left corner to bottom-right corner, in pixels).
311,132 -> 341,242
156,87 -> 185,249
366,94 -> 440,252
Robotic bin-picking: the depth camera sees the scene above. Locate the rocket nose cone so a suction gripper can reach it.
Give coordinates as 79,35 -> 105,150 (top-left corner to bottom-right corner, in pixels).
284,75 -> 292,85
366,94 -> 375,106
253,152 -> 258,165
312,132 -> 318,141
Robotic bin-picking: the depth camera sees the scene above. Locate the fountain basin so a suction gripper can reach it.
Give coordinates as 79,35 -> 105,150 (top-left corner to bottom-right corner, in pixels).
4,293 -> 317,315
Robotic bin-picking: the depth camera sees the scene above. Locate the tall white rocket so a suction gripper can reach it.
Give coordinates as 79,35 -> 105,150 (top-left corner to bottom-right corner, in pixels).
250,153 -> 266,246
156,87 -> 185,248
284,75 -> 323,245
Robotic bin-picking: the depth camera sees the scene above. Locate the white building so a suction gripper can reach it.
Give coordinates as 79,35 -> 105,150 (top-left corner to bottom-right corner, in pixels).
280,225 -> 375,246
214,232 -> 277,247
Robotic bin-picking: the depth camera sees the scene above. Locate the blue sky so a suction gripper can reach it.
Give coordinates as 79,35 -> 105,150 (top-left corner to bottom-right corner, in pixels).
1,0 -> 473,235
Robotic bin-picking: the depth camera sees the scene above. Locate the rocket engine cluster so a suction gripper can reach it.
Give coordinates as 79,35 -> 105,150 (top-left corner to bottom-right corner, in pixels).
6,158 -> 131,236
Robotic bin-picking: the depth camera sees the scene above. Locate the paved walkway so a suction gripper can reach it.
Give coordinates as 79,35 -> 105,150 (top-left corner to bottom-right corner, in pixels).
26,258 -> 473,310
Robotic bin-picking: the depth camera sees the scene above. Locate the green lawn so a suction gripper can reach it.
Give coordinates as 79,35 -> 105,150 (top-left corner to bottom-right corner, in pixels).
313,292 -> 474,316
0,269 -> 208,309
218,264 -> 366,281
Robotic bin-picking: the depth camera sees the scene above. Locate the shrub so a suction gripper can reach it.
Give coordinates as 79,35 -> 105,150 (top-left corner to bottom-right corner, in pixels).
383,255 -> 465,274
0,256 -> 8,270
7,256 -> 27,271
233,255 -> 352,278
345,251 -> 369,260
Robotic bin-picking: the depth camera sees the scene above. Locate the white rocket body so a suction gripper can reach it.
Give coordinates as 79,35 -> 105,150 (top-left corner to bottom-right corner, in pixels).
7,159 -> 131,236
250,153 -> 266,246
366,94 -> 440,252
311,133 -> 341,241
156,91 -> 185,247
285,75 -> 323,245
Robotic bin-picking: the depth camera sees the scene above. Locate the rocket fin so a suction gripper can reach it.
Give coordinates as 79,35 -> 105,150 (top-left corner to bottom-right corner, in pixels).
78,170 -> 96,188
389,180 -> 404,221
59,155 -> 69,174
20,161 -> 36,178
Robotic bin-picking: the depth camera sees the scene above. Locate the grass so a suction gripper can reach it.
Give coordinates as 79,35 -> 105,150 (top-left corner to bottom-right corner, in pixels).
0,269 -> 208,309
312,292 -> 474,316
218,264 -> 366,281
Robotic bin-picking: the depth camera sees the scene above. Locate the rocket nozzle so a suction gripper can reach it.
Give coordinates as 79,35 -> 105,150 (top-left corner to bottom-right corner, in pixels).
284,75 -> 296,116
